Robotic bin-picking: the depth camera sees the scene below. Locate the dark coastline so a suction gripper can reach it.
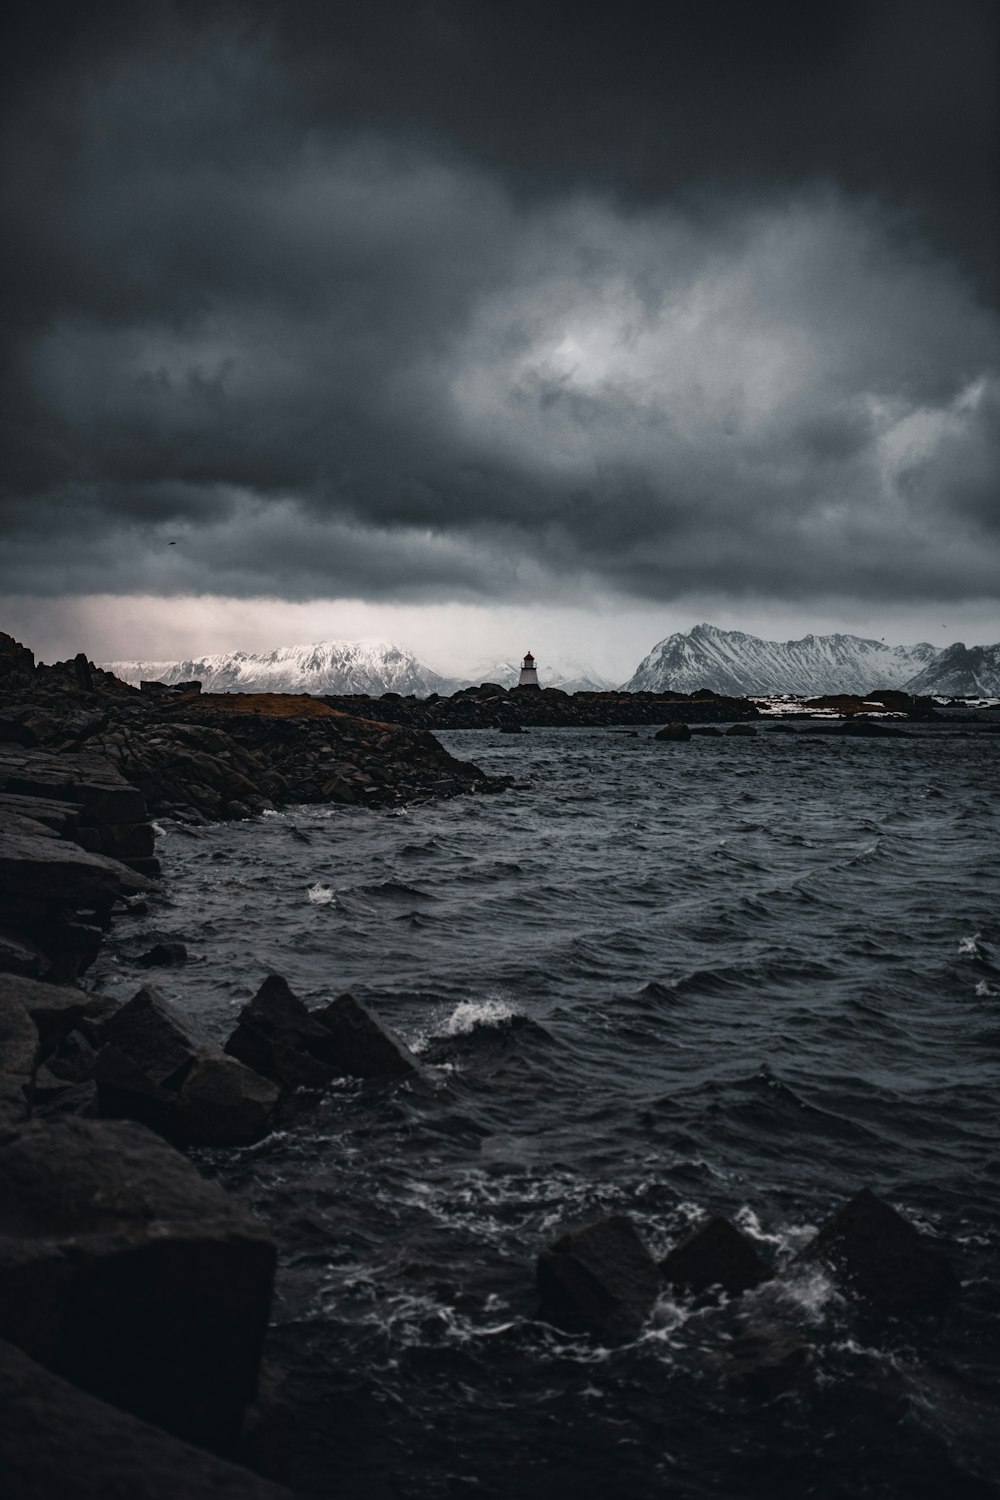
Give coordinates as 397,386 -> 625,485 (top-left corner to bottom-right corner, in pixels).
1,632 -> 998,1497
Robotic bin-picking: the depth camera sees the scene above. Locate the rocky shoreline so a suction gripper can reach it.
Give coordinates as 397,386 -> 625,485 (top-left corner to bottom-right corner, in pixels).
0,632 -> 979,1495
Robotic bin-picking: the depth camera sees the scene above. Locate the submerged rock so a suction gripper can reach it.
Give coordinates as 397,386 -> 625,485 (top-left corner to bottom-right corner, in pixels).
136,941 -> 188,968
654,723 -> 692,742
660,1215 -> 772,1302
536,1214 -> 660,1340
799,1188 -> 959,1312
725,723 -> 758,737
714,1322 -> 814,1398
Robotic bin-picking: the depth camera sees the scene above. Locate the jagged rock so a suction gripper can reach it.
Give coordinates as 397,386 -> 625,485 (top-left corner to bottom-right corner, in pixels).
96,987 -> 201,1093
0,995 -> 40,1078
31,1078 -> 99,1120
536,1215 -> 660,1340
0,973 -> 106,1052
799,1188 -> 959,1312
0,1338 -> 291,1499
0,828 -> 123,906
654,723 -> 692,742
313,992 -> 423,1080
0,1119 -> 276,1453
136,941 -> 188,968
660,1215 -> 772,1302
725,723 -> 758,737
225,975 -> 341,1089
172,1053 -> 280,1147
0,1074 -> 28,1134
0,929 -> 50,979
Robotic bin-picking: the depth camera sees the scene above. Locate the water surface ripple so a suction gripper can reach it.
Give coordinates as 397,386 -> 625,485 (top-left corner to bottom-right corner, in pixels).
97,726 -> 1000,1498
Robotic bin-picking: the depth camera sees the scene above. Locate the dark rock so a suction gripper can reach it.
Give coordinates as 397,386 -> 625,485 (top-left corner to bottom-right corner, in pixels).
172,1052 -> 280,1147
715,1323 -> 814,1398
499,722 -> 523,733
660,1215 -> 772,1302
313,992 -> 423,1080
0,1338 -> 291,1499
836,718 -> 904,738
136,940 -> 188,968
31,1078 -> 99,1120
0,995 -> 40,1078
537,1214 -> 660,1340
799,1188 -> 959,1312
0,828 -> 123,906
225,974 -> 341,1089
97,987 -> 201,1093
93,1045 -> 177,1133
654,723 -> 692,742
0,1074 -> 29,1134
237,1359 -> 292,1483
0,1118 -> 276,1453
726,723 -> 758,737
0,930 -> 50,980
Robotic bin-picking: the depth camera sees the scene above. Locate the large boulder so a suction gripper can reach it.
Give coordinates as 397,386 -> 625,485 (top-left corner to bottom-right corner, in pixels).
660,1215 -> 772,1302
654,723 -> 691,742
95,987 -> 201,1120
536,1215 -> 660,1340
0,1339 -> 291,1499
0,974 -> 113,1056
172,1053 -> 280,1147
0,994 -> 40,1079
313,992 -> 423,1081
0,1118 -> 276,1454
225,975 -> 343,1089
799,1188 -> 959,1312
96,988 -> 279,1146
0,827 -> 123,907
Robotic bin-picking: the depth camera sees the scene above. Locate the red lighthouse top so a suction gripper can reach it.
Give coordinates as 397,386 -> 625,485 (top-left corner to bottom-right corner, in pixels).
523,651 -> 534,664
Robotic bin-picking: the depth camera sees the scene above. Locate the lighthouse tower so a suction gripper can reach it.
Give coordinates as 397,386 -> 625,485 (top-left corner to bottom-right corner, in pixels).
518,651 -> 539,688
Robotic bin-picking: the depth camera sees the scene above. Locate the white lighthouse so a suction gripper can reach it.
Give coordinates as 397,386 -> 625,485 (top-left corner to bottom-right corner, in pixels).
517,650 -> 539,688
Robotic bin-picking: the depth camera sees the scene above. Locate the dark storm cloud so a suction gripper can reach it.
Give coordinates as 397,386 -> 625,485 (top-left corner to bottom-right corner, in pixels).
1,0 -> 998,610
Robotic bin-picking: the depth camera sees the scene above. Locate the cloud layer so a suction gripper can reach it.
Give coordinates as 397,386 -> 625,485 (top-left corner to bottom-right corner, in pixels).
2,4 -> 998,619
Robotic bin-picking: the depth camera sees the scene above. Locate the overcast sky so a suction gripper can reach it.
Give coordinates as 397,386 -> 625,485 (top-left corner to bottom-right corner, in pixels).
2,0 -> 998,674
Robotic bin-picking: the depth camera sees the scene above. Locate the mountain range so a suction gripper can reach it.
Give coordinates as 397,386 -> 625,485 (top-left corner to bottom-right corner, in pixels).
102,625 -> 1000,699
102,641 -> 614,698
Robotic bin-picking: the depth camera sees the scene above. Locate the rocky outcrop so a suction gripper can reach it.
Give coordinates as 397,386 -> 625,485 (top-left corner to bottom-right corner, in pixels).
799,1188 -> 959,1311
0,1118 -> 276,1454
226,974 -> 421,1088
536,1215 -> 661,1340
660,1215 -> 772,1302
654,722 -> 692,741
0,1339 -> 291,1500
95,987 -> 280,1147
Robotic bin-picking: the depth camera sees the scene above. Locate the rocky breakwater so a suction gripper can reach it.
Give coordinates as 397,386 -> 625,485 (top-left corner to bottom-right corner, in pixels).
0,632 -> 508,825
0,745 -> 160,983
0,960 -> 424,1495
321,682 -> 763,730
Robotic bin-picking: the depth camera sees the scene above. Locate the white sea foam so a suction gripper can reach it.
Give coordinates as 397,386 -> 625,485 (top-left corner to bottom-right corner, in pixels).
974,980 -> 997,997
444,998 -> 518,1035
307,882 -> 335,905
958,933 -> 981,956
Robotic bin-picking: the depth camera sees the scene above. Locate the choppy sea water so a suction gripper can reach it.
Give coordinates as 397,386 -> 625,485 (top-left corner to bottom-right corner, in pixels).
95,726 -> 1000,1499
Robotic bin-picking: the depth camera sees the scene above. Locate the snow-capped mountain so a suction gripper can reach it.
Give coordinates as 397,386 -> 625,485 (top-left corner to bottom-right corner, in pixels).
902,642 -> 1000,698
103,640 -> 451,697
463,657 -> 616,694
623,624 -> 942,696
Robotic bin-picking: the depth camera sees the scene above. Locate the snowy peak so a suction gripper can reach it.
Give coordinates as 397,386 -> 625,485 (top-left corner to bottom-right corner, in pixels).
623,624 -> 945,696
903,641 -> 1000,697
103,639 -> 451,697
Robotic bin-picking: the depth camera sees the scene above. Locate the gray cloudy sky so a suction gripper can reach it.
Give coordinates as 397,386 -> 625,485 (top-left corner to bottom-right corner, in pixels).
2,0 -> 998,672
